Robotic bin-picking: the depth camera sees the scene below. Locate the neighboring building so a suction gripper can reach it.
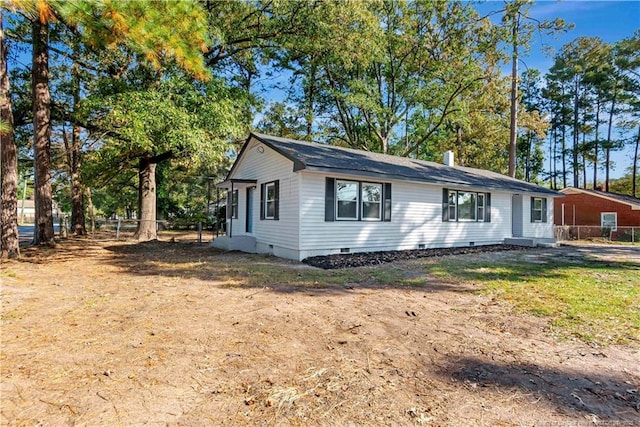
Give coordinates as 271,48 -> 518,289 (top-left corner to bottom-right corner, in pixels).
17,199 -> 62,224
213,133 -> 561,261
553,187 -> 640,229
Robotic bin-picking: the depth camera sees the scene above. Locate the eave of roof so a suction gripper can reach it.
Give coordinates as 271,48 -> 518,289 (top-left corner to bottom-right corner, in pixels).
228,132 -> 561,197
216,178 -> 257,189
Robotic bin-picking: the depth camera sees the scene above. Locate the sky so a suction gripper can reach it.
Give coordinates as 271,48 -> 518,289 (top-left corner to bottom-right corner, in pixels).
476,0 -> 640,182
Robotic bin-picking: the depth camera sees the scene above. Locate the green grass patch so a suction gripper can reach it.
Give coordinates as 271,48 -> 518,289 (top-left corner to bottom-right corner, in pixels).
424,256 -> 640,345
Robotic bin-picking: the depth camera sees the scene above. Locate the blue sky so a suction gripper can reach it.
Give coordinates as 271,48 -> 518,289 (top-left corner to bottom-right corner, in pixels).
477,0 -> 639,181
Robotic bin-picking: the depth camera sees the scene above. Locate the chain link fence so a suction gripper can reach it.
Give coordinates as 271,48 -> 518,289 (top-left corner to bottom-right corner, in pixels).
554,226 -> 640,243
49,218 -> 225,243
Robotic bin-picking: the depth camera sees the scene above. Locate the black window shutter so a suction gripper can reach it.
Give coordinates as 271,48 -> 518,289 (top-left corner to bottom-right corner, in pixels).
274,180 -> 280,220
260,183 -> 265,220
227,191 -> 232,219
383,183 -> 392,222
325,178 -> 335,221
485,193 -> 491,222
530,196 -> 535,223
542,197 -> 547,223
442,188 -> 449,222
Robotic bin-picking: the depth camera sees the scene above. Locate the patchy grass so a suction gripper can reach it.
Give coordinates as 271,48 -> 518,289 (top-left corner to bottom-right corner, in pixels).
424,254 -> 640,345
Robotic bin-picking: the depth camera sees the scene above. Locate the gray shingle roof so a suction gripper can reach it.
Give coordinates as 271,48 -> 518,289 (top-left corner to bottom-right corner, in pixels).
240,133 -> 560,196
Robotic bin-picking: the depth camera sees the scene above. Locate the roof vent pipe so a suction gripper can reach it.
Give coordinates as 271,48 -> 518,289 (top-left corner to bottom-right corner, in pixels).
444,150 -> 455,167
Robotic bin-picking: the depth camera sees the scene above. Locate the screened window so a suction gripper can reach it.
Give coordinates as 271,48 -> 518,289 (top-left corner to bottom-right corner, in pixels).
362,183 -> 382,220
231,190 -> 238,219
601,212 -> 617,231
336,180 -> 358,219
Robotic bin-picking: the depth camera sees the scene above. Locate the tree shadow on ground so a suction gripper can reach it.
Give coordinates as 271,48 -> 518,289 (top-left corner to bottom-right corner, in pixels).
100,240 -> 477,294
95,241 -> 640,296
438,356 -> 640,421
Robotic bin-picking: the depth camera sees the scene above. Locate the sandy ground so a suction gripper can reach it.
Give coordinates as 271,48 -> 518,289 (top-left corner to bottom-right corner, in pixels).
1,237 -> 639,426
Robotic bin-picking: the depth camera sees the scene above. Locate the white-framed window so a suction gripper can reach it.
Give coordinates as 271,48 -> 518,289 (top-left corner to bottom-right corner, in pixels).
231,190 -> 238,219
601,212 -> 617,231
457,192 -> 477,221
445,189 -> 489,222
336,180 -> 359,220
448,191 -> 457,221
477,193 -> 485,222
265,182 -> 276,219
361,183 -> 382,220
260,180 -> 279,220
325,178 -> 390,222
532,197 -> 543,222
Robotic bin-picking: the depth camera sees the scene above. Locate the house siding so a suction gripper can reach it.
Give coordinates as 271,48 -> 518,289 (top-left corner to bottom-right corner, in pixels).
297,171 -> 514,260
227,139 -> 300,254
522,196 -> 555,239
553,193 -> 640,227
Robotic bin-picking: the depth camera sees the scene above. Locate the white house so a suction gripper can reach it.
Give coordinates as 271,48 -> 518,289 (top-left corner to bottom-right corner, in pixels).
212,133 -> 560,261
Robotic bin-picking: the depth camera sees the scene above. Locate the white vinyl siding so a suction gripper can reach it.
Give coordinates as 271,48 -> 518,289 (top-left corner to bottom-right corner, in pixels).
299,171 -> 513,258
227,139 -> 299,250
522,196 -> 554,239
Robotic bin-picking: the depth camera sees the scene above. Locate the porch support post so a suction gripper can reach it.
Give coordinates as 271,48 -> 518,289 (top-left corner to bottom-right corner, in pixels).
229,182 -> 234,238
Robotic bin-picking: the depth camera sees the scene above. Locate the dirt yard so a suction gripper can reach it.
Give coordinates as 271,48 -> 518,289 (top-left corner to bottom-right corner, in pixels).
1,236 -> 639,426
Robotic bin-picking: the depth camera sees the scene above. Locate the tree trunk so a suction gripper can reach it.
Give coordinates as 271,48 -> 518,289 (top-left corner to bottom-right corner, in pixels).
561,123 -> 567,188
581,130 -> 587,189
593,98 -> 600,189
604,84 -> 617,192
70,56 -> 85,235
551,126 -> 557,189
456,126 -> 463,166
0,13 -> 20,258
572,77 -> 579,188
525,132 -> 533,182
70,140 -> 85,235
32,18 -> 55,245
633,126 -> 639,198
508,19 -> 518,178
85,187 -> 95,234
134,155 -> 158,241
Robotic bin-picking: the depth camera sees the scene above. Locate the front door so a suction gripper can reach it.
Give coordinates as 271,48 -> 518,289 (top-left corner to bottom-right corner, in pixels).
512,194 -> 523,237
246,187 -> 254,233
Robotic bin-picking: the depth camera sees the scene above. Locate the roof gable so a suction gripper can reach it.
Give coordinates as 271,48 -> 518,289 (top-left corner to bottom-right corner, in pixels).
560,188 -> 640,210
225,132 -> 561,196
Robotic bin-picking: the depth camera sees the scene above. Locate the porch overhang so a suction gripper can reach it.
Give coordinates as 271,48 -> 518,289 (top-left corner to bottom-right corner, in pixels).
216,178 -> 257,189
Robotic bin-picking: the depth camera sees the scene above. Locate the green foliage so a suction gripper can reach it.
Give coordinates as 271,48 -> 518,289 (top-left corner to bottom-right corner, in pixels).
58,0 -> 210,79
88,73 -> 249,161
609,170 -> 640,196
